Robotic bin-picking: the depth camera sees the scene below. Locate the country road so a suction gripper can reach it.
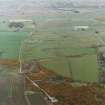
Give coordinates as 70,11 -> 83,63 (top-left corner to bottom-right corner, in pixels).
0,65 -> 28,105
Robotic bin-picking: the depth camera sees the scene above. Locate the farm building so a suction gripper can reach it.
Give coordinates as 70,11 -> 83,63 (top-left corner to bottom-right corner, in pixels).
74,26 -> 89,31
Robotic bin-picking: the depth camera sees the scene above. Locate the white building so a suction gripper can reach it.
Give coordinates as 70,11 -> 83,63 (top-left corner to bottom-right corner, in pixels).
74,26 -> 89,31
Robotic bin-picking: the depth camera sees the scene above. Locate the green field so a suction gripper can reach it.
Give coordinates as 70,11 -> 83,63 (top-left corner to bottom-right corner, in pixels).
0,32 -> 28,59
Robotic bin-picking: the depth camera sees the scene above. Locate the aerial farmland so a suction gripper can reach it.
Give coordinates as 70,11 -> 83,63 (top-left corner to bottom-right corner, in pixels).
0,0 -> 105,105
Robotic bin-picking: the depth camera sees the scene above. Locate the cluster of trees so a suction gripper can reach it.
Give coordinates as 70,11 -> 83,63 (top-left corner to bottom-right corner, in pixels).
8,22 -> 24,28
